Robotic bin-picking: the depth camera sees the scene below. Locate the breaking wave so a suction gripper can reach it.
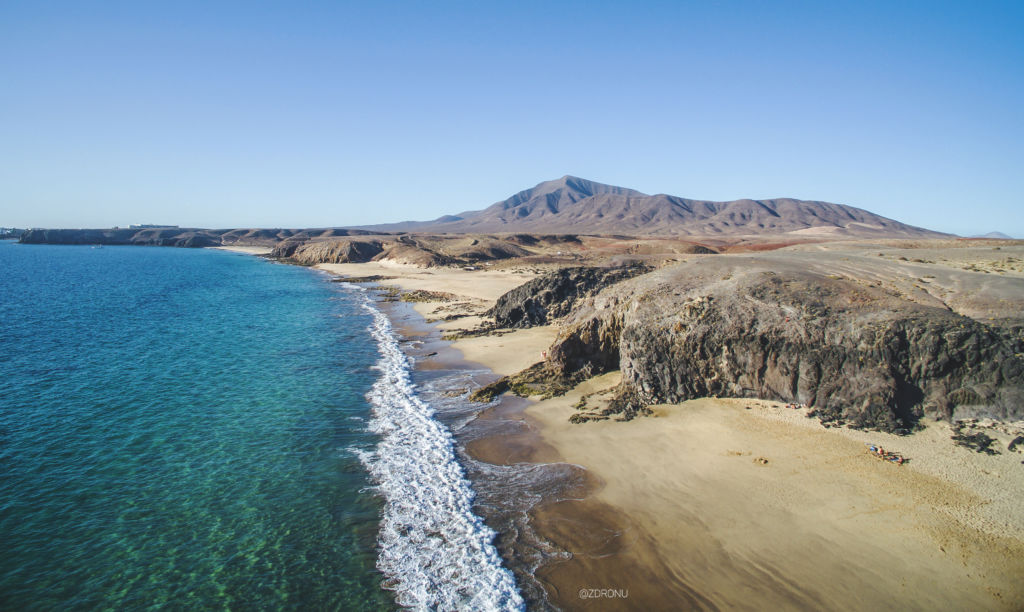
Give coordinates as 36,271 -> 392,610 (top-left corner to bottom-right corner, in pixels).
358,298 -> 524,610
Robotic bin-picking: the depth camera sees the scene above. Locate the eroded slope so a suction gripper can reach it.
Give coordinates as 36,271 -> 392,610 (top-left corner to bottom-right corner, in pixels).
536,256 -> 1024,431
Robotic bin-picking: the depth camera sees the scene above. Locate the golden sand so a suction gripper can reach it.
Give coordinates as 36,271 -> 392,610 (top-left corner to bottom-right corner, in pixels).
318,258 -> 1024,610
208,245 -> 274,255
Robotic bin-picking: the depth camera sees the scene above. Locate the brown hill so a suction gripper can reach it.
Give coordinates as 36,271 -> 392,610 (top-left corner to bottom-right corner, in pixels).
364,175 -> 947,238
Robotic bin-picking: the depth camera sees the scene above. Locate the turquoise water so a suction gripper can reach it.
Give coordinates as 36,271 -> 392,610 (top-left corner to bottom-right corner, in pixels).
0,243 -> 394,609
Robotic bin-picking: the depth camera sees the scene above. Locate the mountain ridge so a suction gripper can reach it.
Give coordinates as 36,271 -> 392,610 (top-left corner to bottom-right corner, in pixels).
361,175 -> 948,238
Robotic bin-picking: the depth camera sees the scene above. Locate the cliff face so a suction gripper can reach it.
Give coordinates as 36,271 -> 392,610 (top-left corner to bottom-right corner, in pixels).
18,227 -> 587,267
488,265 -> 649,328
543,259 -> 1024,431
19,228 -> 221,247
18,227 -> 382,248
271,239 -> 384,264
271,234 -> 585,268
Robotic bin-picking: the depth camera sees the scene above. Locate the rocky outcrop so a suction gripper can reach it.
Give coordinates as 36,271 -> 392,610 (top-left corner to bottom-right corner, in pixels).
488,265 -> 651,328
503,234 -> 582,247
174,233 -> 219,248
272,234 -> 563,267
268,240 -> 304,258
271,239 -> 385,264
681,245 -> 717,255
374,243 -> 456,267
542,258 -> 1024,431
454,241 -> 531,263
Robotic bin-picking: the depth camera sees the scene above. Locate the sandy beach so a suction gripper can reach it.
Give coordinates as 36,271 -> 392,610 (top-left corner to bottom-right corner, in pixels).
209,245 -> 275,255
317,259 -> 1024,611
317,262 -> 557,374
528,376 -> 1024,610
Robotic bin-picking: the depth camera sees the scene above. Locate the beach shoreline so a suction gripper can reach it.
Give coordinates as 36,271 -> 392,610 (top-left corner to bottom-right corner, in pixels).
317,260 -> 1024,610
208,245 -> 275,255
527,378 -> 1024,610
316,262 -> 577,606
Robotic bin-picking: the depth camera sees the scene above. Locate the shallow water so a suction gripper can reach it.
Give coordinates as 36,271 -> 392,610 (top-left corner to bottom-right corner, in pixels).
383,302 -> 585,610
0,244 -> 395,609
355,296 -> 523,610
0,242 -> 536,610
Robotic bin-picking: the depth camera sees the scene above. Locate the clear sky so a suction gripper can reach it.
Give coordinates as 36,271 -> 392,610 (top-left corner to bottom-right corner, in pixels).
2,1 -> 1022,236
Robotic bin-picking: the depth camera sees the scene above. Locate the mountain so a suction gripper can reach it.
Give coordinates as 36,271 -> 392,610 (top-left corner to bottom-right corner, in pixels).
971,231 -> 1014,239
363,175 -> 947,238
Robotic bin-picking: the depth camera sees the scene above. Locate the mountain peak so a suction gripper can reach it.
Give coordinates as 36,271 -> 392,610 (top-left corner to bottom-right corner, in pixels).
359,176 -> 947,238
495,176 -> 646,213
551,174 -> 606,191
528,175 -> 646,197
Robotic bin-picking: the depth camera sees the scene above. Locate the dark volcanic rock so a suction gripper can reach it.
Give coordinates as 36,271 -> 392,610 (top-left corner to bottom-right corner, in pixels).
269,240 -> 304,258
544,258 -> 1024,431
489,264 -> 651,328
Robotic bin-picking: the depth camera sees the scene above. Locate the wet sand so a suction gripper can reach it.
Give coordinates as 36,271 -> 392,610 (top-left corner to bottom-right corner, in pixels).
317,258 -> 1024,611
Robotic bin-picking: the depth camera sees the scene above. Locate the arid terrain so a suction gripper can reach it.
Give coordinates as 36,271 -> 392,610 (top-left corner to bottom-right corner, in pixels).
298,234 -> 1024,610
357,176 -> 951,238
21,177 -> 1024,609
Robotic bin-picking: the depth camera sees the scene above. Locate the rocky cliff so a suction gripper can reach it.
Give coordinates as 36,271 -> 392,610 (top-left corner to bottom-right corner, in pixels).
19,228 -> 221,247
270,238 -> 385,264
536,258 -> 1024,431
270,234 -> 582,267
488,264 -> 651,328
18,227 -> 382,248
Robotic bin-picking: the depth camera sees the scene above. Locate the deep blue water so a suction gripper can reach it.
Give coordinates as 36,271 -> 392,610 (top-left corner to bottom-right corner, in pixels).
0,243 -> 393,609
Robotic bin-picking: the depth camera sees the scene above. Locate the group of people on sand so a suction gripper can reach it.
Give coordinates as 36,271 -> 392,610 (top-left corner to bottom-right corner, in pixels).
867,444 -> 906,465
785,402 -> 806,410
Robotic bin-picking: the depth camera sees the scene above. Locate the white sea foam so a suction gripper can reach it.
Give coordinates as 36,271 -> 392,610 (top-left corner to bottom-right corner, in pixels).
358,299 -> 524,611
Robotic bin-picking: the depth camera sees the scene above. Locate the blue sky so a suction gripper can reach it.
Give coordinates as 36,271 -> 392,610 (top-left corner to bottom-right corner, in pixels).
1,1 -> 1022,236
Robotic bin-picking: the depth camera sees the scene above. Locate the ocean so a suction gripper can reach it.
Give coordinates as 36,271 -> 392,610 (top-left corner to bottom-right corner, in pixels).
0,242 -> 522,610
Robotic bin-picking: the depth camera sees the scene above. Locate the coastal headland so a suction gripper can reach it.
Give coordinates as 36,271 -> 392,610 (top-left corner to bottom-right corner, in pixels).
25,177 -> 1024,609
305,237 -> 1024,610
